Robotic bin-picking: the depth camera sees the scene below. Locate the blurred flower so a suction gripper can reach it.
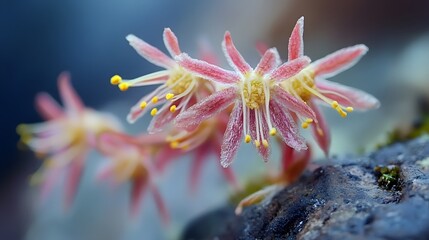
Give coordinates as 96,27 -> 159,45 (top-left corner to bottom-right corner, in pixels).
279,17 -> 380,154
111,28 -> 215,133
175,32 -> 314,167
96,132 -> 169,222
17,73 -> 122,208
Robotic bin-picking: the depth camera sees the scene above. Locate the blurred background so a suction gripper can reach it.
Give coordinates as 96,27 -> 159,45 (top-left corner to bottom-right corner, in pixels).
2,0 -> 429,239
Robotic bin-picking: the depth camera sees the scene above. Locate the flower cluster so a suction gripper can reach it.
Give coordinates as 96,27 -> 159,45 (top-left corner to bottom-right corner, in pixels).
18,16 -> 379,221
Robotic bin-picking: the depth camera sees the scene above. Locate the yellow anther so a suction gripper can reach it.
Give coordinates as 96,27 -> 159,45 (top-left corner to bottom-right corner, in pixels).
150,108 -> 158,116
254,140 -> 261,148
140,101 -> 147,109
262,139 -> 269,148
339,110 -> 347,118
165,93 -> 175,100
169,105 -> 177,113
331,101 -> 339,109
346,107 -> 354,112
269,128 -> 277,136
181,145 -> 190,151
245,135 -> 251,143
305,118 -> 313,123
118,82 -> 129,91
302,122 -> 309,129
151,96 -> 159,103
110,75 -> 122,85
170,141 -> 179,149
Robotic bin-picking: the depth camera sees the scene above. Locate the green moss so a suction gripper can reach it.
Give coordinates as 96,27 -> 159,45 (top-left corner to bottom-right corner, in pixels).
374,165 -> 402,191
228,176 -> 273,204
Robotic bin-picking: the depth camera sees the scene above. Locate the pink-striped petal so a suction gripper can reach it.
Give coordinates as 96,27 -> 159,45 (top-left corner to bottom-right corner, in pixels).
288,16 -> 305,61
147,104 -> 177,133
309,100 -> 330,156
64,155 -> 85,210
130,175 -> 147,217
269,100 -> 307,151
220,102 -> 243,168
255,48 -> 281,76
176,53 -> 240,84
312,44 -> 368,78
58,72 -> 84,113
316,78 -> 380,110
282,143 -> 311,183
269,56 -> 311,82
163,28 -> 181,57
272,86 -> 316,119
249,110 -> 270,162
222,31 -> 252,75
175,87 -> 236,130
35,93 -> 64,120
126,34 -> 175,69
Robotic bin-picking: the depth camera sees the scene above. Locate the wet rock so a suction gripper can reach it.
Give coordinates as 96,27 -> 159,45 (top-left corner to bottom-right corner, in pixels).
182,136 -> 429,240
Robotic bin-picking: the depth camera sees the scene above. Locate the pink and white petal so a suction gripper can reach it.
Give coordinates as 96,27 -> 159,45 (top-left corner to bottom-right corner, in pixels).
163,28 -> 181,57
272,86 -> 316,119
249,111 -> 270,162
175,87 -> 236,131
283,144 -> 311,184
222,31 -> 252,75
126,34 -> 175,69
35,92 -> 64,120
176,53 -> 240,84
39,166 -> 63,202
147,104 -> 177,133
95,162 -> 116,182
58,72 -> 85,113
211,137 -> 240,190
255,41 -> 269,56
153,148 -> 181,173
280,142 -> 294,172
220,102 -> 243,168
288,16 -> 305,61
149,183 -> 169,224
130,175 -> 147,217
255,48 -> 281,76
312,44 -> 368,78
309,100 -> 330,156
269,100 -> 307,151
316,78 -> 380,110
269,56 -> 311,82
64,155 -> 85,210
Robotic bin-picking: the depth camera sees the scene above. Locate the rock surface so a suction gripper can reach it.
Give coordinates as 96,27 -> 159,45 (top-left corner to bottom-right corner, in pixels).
182,136 -> 429,240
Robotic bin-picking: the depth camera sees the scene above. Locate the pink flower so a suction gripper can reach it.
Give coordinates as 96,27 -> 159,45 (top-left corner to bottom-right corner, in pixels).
279,17 -> 380,155
17,73 -> 122,208
110,28 -> 215,133
175,32 -> 316,167
96,132 -> 169,222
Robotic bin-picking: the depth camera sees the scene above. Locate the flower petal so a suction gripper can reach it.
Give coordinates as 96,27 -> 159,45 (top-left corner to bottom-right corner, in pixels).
149,183 -> 169,224
272,86 -> 316,119
255,41 -> 269,56
288,16 -> 305,61
222,31 -> 252,75
64,155 -> 85,209
269,56 -> 311,82
308,100 -> 330,156
175,87 -> 236,130
255,48 -> 281,76
130,175 -> 147,217
147,103 -> 178,133
316,78 -> 380,110
58,72 -> 84,113
163,28 -> 181,57
35,92 -> 64,120
176,53 -> 240,84
312,44 -> 368,78
282,142 -> 311,183
220,102 -> 243,168
126,34 -> 175,69
269,100 -> 307,151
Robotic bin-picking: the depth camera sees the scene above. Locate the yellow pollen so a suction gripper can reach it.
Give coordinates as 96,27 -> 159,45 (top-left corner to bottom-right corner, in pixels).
165,70 -> 195,95
331,101 -> 339,109
280,69 -> 315,101
302,122 -> 309,129
254,140 -> 261,148
118,82 -> 129,91
242,78 -> 266,109
346,107 -> 354,112
110,75 -> 122,85
140,101 -> 147,109
269,128 -> 277,136
262,139 -> 269,148
151,96 -> 159,103
150,108 -> 158,116
165,93 -> 175,100
169,105 -> 177,112
244,134 -> 251,143
306,118 -> 313,123
170,141 -> 179,149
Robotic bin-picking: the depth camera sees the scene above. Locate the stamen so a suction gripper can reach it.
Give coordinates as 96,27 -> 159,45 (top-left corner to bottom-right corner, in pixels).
151,96 -> 159,104
150,108 -> 158,116
170,141 -> 179,149
165,93 -> 175,100
254,140 -> 261,148
301,118 -> 313,129
140,101 -> 147,109
169,105 -> 177,112
245,134 -> 251,143
118,82 -> 129,91
262,139 -> 269,148
110,75 -> 122,85
269,128 -> 277,136
346,107 -> 354,112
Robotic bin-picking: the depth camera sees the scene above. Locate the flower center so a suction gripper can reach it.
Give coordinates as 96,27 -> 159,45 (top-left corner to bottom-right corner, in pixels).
242,76 -> 266,109
165,67 -> 197,95
280,67 -> 315,102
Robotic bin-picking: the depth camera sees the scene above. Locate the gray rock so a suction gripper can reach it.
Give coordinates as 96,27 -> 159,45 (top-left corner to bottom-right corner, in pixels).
182,136 -> 429,240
